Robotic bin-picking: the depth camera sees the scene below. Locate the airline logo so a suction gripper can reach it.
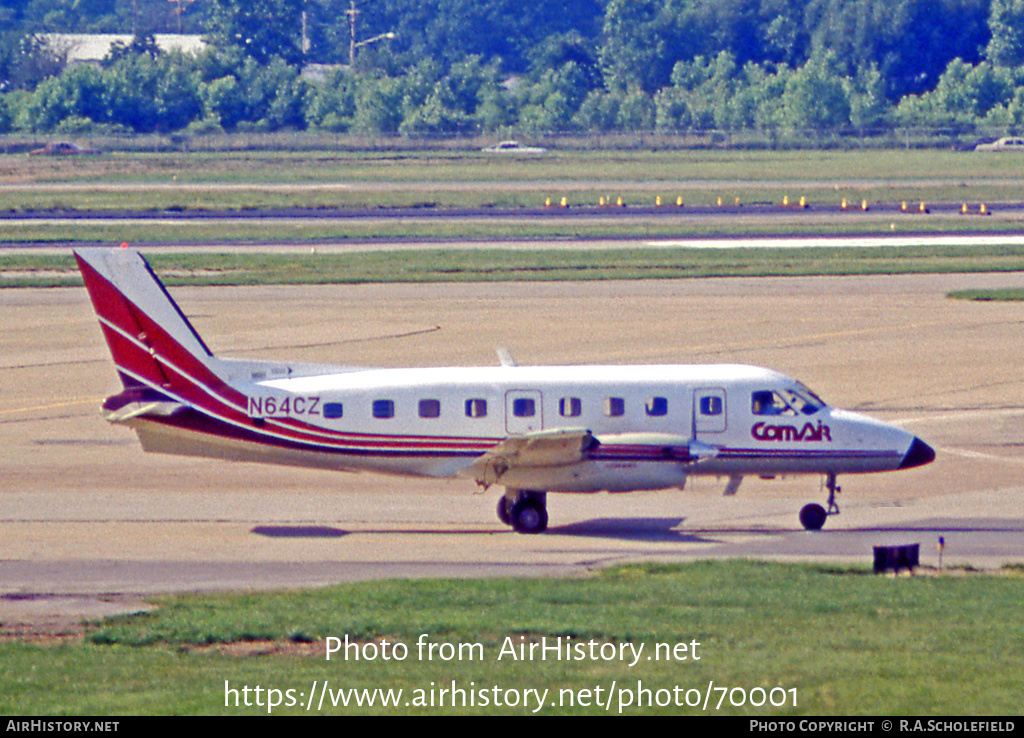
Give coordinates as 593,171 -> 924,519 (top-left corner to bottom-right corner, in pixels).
751,421 -> 832,443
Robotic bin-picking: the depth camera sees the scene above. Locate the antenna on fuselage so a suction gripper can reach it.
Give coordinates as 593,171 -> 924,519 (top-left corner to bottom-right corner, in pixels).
496,347 -> 517,367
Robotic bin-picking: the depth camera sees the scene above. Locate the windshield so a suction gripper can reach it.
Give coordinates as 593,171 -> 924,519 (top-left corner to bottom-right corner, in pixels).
751,385 -> 825,416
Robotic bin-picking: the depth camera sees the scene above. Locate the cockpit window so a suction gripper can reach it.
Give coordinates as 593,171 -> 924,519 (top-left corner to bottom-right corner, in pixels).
752,390 -> 795,416
788,384 -> 825,415
752,386 -> 825,416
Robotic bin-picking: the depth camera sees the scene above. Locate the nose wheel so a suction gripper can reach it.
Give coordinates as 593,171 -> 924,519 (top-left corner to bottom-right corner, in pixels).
800,473 -> 840,530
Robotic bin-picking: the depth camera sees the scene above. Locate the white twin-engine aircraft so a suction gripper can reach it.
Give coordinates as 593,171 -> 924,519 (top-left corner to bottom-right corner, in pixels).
75,248 -> 935,534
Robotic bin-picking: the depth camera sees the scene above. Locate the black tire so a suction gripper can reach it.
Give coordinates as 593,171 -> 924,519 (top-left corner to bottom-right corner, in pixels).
497,497 -> 512,526
510,498 -> 548,534
799,503 -> 828,531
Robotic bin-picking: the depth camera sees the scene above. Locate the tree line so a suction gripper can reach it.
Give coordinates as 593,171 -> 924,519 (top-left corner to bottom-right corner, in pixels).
1,0 -> 1024,138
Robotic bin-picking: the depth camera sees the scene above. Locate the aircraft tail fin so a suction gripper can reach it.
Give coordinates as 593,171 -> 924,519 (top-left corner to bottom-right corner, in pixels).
75,247 -> 217,391
72,244 -> 265,442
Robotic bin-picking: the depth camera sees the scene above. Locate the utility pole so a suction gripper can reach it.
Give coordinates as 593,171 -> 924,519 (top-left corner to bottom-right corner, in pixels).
167,0 -> 193,34
346,0 -> 359,67
345,0 -> 395,67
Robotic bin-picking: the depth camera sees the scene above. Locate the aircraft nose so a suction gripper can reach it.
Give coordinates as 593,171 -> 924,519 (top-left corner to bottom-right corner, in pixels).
899,437 -> 936,469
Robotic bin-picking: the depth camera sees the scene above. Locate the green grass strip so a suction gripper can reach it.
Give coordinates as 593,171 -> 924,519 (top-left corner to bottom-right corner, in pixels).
4,246 -> 1024,288
948,288 -> 1024,301
1,561 -> 1021,715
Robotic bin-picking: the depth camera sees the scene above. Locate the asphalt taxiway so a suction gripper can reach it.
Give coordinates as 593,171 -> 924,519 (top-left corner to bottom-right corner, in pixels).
1,270 -> 1022,624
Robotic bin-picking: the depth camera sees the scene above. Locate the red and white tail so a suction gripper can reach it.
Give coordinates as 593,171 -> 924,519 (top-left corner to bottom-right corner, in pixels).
75,248 -> 214,389
74,247 -> 250,425
75,247 -> 363,470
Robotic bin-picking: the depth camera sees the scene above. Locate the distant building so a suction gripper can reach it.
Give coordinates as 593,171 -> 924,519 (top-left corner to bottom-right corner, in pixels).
300,63 -> 348,82
37,34 -> 207,65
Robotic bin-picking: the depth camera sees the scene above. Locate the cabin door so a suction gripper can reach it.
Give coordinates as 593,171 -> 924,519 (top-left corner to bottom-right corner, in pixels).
694,387 -> 727,433
505,390 -> 543,434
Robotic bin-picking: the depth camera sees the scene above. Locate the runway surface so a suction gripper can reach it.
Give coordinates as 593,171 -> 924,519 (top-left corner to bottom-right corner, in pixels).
7,231 -> 1024,257
1,271 -> 1022,624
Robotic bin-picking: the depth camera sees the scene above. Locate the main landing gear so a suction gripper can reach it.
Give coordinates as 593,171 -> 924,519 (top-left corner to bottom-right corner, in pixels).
497,490 -> 548,534
799,472 -> 841,531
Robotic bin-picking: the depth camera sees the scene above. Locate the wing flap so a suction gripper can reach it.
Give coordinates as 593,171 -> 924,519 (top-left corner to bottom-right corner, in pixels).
464,428 -> 597,489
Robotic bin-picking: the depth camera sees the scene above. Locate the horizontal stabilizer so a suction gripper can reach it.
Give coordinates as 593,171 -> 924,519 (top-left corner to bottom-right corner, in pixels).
101,385 -> 183,423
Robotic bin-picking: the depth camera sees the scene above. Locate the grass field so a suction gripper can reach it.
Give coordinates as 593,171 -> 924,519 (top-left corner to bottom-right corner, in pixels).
2,147 -> 1024,213
3,147 -> 1024,247
1,562 -> 1021,715
948,287 -> 1024,300
4,245 -> 1024,288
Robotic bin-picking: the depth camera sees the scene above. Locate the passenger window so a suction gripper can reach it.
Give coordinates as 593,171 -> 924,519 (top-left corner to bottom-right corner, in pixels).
645,397 -> 668,416
323,402 -> 343,419
373,399 -> 395,419
700,396 -> 723,416
418,399 -> 440,418
512,398 -> 535,417
465,398 -> 488,418
559,397 -> 582,417
604,397 -> 625,417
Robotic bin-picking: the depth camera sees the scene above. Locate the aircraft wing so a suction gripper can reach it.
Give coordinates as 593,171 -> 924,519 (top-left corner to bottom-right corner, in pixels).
463,428 -> 598,489
464,428 -> 718,490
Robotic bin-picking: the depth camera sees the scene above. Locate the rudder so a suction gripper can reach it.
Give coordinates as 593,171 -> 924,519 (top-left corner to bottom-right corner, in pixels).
75,248 -> 247,425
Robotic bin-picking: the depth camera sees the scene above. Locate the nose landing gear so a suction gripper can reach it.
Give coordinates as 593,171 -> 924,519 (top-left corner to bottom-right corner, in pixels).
800,472 -> 840,531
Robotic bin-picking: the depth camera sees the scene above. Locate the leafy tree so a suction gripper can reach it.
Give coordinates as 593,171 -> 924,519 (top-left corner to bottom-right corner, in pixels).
327,0 -> 603,72
896,58 -> 1015,128
599,0 -> 688,93
103,32 -> 161,67
0,93 -> 12,131
573,89 -> 621,131
987,0 -> 1024,66
350,72 -> 405,133
746,62 -> 792,131
514,61 -> 597,132
983,83 -> 1024,125
195,50 -> 308,130
1,32 -> 66,90
200,73 -> 245,129
805,0 -> 991,100
305,68 -> 358,131
758,0 -> 808,66
840,63 -> 890,132
780,53 -> 851,130
16,0 -> 119,31
616,88 -> 655,129
101,52 -> 202,131
207,0 -> 304,65
24,63 -> 105,129
528,32 -> 602,91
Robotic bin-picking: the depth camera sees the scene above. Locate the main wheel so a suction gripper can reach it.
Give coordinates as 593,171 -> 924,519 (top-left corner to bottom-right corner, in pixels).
799,503 -> 828,531
497,497 -> 512,526
510,498 -> 548,534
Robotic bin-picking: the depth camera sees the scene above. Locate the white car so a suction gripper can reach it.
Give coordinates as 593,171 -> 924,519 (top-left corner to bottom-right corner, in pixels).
975,137 -> 1024,151
482,140 -> 546,154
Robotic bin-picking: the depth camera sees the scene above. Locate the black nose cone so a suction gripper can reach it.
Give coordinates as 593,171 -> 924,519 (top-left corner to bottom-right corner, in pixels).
899,437 -> 936,469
